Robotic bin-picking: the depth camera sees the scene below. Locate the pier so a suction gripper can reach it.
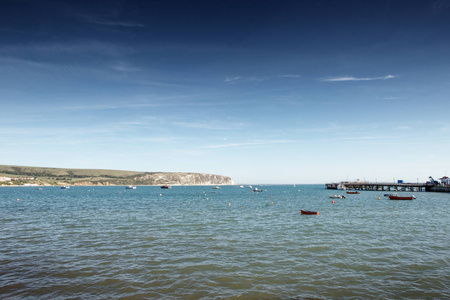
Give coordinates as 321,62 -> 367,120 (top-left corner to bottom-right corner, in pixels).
326,182 -> 431,192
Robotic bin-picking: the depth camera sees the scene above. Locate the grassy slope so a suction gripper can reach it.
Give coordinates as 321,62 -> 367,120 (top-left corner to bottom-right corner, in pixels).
0,165 -> 145,178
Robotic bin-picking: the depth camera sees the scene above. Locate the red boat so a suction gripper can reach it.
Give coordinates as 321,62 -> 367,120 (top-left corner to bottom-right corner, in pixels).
346,191 -> 360,194
161,185 -> 171,189
388,195 -> 416,200
301,210 -> 319,215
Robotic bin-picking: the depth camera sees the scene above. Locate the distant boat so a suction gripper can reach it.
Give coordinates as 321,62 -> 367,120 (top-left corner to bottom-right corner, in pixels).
253,188 -> 263,192
213,186 -> 221,189
301,210 -> 319,215
61,186 -> 70,189
161,185 -> 171,189
337,183 -> 347,190
346,191 -> 360,194
389,195 -> 416,200
126,185 -> 136,189
239,185 -> 244,188
329,195 -> 345,199
384,193 -> 398,197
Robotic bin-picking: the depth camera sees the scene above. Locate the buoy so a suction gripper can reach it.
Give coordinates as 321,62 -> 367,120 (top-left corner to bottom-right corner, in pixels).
331,200 -> 335,203
377,197 -> 380,199
271,202 -> 274,204
159,194 -> 162,196
17,198 -> 19,201
228,203 -> 231,206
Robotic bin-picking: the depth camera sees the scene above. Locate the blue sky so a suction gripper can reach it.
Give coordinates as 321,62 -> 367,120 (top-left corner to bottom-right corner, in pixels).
1,0 -> 449,184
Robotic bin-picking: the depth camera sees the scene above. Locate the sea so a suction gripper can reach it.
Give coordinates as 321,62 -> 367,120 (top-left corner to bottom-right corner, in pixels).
1,185 -> 449,299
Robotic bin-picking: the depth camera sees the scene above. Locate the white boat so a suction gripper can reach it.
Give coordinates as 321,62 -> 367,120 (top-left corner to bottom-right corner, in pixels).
61,186 -> 70,189
337,183 -> 347,190
253,188 -> 263,192
213,186 -> 221,189
329,195 -> 345,199
126,185 -> 136,189
239,185 -> 244,188
384,193 -> 398,197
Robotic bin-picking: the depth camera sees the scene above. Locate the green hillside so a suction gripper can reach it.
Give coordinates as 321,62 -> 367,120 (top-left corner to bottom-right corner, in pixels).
0,165 -> 233,186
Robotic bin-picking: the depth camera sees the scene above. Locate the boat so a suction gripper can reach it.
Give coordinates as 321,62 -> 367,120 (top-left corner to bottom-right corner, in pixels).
301,210 -> 319,215
329,195 -> 345,199
239,185 -> 244,188
126,185 -> 136,189
389,195 -> 416,200
337,183 -> 347,190
253,188 -> 263,192
213,186 -> 221,189
61,186 -> 70,189
384,193 -> 398,197
161,185 -> 171,189
346,191 -> 360,194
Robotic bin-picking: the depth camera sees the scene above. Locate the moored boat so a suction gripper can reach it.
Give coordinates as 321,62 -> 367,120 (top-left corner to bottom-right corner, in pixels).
161,185 -> 171,189
301,210 -> 319,215
346,191 -> 360,194
384,193 -> 398,197
253,188 -> 263,192
126,185 -> 136,189
213,186 -> 221,189
389,195 -> 416,200
329,195 -> 345,199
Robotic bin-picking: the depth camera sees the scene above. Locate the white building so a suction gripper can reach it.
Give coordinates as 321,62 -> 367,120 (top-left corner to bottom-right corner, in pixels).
0,176 -> 11,182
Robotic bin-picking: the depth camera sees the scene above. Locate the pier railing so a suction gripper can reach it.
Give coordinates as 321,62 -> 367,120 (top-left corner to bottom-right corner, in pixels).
325,182 -> 432,192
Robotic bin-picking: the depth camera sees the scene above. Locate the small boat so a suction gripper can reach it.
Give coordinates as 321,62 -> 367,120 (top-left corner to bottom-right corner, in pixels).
384,193 -> 398,197
253,188 -> 263,192
337,183 -> 347,190
126,185 -> 136,189
329,195 -> 345,199
346,191 -> 360,194
301,210 -> 319,215
389,195 -> 416,200
213,186 -> 221,189
161,185 -> 171,189
61,186 -> 70,189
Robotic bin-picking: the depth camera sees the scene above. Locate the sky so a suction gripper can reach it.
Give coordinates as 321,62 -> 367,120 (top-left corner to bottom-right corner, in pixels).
1,0 -> 449,184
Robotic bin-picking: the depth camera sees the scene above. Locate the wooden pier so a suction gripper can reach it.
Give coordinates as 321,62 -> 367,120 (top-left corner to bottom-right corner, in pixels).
325,182 -> 431,192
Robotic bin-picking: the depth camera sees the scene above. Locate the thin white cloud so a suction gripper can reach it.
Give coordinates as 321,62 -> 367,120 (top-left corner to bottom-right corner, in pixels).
111,61 -> 140,72
395,126 -> 412,130
174,121 -> 237,131
322,75 -> 395,82
205,139 -> 297,149
225,74 -> 300,83
277,74 -> 301,78
92,20 -> 145,28
225,76 -> 241,83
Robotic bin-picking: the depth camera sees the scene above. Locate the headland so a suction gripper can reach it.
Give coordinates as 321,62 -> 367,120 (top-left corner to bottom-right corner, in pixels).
0,165 -> 233,186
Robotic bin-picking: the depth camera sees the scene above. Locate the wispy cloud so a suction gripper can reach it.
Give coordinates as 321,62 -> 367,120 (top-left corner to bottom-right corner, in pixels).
322,75 -> 395,82
225,76 -> 241,83
111,61 -> 140,72
225,74 -> 300,83
277,74 -> 301,78
204,139 -> 297,149
92,20 -> 145,28
395,126 -> 412,130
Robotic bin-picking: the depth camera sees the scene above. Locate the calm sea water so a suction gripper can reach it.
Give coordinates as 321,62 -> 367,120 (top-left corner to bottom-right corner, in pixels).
1,185 -> 449,299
